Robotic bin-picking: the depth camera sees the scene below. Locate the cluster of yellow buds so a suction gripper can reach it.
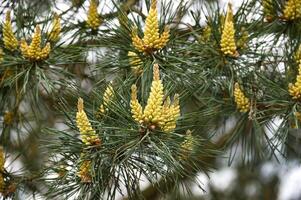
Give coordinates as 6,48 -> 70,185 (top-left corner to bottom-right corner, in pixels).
130,64 -> 180,132
234,82 -> 250,113
128,51 -> 143,75
0,147 -> 5,194
3,10 -> 18,51
86,0 -> 102,30
131,0 -> 170,54
48,13 -> 61,42
76,98 -> 101,145
77,159 -> 92,183
289,64 -> 301,100
262,0 -> 275,21
283,0 -> 301,20
180,130 -> 194,160
220,3 -> 239,57
97,84 -> 114,115
20,26 -> 51,61
237,27 -> 249,50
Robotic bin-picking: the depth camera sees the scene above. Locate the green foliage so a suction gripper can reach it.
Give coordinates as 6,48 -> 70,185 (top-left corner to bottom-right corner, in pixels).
0,0 -> 301,199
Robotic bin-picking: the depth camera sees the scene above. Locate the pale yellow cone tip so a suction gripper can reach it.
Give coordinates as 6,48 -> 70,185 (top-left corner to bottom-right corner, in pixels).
174,93 -> 179,103
131,85 -> 137,98
54,12 -> 59,19
151,0 -> 157,9
78,98 -> 84,112
6,10 -> 11,21
186,129 -> 192,135
226,3 -> 233,22
35,25 -> 41,33
153,64 -> 160,81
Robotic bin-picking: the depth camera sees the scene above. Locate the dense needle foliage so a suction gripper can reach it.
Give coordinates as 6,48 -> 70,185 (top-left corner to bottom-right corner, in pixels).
0,0 -> 301,199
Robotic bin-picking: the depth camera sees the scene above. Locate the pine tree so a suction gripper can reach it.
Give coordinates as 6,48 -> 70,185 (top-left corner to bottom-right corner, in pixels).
0,0 -> 301,199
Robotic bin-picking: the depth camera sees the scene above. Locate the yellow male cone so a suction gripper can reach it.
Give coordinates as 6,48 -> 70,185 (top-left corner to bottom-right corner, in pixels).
20,25 -> 51,61
86,0 -> 102,30
143,64 -> 164,123
48,13 -> 61,42
78,159 -> 92,183
3,10 -> 18,51
131,0 -> 170,53
283,0 -> 301,20
234,83 -> 250,113
220,3 -> 238,57
76,98 -> 101,145
130,64 -> 180,133
289,64 -> 301,100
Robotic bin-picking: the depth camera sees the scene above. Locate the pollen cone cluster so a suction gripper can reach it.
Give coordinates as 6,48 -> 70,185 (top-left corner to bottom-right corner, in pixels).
0,147 -> 5,194
98,84 -> 114,115
289,64 -> 301,100
86,0 -> 102,30
234,83 -> 250,113
220,3 -> 238,57
130,64 -> 180,132
48,13 -> 61,42
128,51 -> 143,75
20,25 -> 50,61
131,0 -> 170,53
262,0 -> 275,21
3,10 -> 18,51
76,98 -> 101,145
78,159 -> 92,183
283,0 -> 301,20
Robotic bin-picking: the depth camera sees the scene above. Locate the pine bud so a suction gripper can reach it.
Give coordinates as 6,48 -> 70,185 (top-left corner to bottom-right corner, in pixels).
48,13 -> 61,42
289,64 -> 301,100
234,83 -> 250,113
76,98 -> 101,146
130,85 -> 144,124
86,0 -> 102,30
20,26 -> 51,61
220,3 -> 239,57
3,10 -> 18,51
78,160 -> 92,183
283,0 -> 301,21
132,0 -> 169,53
143,0 -> 160,49
128,51 -> 143,75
